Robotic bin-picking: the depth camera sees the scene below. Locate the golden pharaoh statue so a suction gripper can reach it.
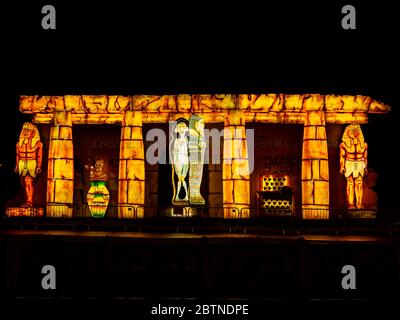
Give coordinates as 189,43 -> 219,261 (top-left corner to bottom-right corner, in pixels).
339,124 -> 368,209
15,122 -> 43,206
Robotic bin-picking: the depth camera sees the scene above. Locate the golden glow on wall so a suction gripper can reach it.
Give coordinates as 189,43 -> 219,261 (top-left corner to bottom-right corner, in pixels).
302,111 -> 329,219
21,94 -> 390,127
6,207 -> 44,217
118,111 -> 145,218
46,111 -> 74,217
223,111 -> 250,218
16,93 -> 390,219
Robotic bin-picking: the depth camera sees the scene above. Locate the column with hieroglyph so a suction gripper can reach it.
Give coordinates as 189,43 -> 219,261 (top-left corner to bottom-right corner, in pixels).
223,110 -> 250,218
47,111 -> 74,217
118,111 -> 145,218
301,111 -> 330,219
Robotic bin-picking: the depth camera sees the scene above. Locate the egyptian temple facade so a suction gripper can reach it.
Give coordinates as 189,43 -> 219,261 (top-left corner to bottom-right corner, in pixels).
13,94 -> 390,219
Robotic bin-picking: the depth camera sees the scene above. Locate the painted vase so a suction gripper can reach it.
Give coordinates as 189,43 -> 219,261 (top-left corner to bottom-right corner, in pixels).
87,180 -> 110,218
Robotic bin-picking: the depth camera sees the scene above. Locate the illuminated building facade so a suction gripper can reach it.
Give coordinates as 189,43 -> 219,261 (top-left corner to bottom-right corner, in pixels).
7,94 -> 390,219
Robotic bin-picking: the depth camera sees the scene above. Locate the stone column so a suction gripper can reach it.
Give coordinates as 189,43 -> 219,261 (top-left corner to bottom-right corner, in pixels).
301,111 -> 329,219
145,161 -> 158,217
223,110 -> 250,218
118,111 -> 145,218
46,111 -> 74,217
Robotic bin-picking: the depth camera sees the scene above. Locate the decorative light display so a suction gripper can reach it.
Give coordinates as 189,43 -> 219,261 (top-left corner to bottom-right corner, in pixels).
260,175 -> 293,216
118,111 -> 145,218
223,110 -> 250,218
6,122 -> 44,217
262,176 -> 289,192
87,159 -> 110,218
47,111 -> 74,217
340,124 -> 368,209
171,118 -> 190,204
170,115 -> 206,207
301,111 -> 329,219
12,94 -> 390,219
16,122 -> 43,207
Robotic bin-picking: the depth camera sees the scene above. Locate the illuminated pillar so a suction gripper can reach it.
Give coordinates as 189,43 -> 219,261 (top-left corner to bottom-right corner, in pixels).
118,111 -> 145,218
301,111 -> 329,219
46,111 -> 74,217
223,110 -> 250,218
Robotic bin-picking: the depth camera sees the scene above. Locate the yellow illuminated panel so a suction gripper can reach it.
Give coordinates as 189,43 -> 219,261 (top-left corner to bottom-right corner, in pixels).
118,111 -> 145,218
46,112 -> 74,217
20,94 -> 390,116
14,93 -> 390,220
302,111 -> 329,219
223,111 -> 250,218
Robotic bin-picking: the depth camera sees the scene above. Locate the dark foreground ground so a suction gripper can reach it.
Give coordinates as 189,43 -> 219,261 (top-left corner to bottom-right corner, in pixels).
1,218 -> 400,318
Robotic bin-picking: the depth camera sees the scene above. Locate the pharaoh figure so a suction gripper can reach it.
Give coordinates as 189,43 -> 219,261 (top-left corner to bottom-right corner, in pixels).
171,118 -> 189,203
15,122 -> 43,207
188,114 -> 206,205
339,124 -> 368,209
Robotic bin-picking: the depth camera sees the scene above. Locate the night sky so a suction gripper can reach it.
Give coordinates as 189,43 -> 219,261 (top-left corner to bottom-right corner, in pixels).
1,2 -> 399,210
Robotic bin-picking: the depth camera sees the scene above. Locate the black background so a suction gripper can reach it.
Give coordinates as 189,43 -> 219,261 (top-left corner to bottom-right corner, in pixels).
1,0 -> 399,208
2,1 -> 398,94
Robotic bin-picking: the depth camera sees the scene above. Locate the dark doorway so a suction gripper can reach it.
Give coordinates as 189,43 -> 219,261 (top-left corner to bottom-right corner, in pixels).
73,125 -> 120,216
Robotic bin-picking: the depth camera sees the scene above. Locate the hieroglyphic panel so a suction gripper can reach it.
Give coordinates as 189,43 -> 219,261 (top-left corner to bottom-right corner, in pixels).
238,94 -> 284,112
118,111 -> 145,218
132,95 -> 178,112
301,111 -> 329,219
46,111 -> 74,217
222,110 -> 250,218
20,95 -> 391,117
325,95 -> 372,112
192,94 -> 237,113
